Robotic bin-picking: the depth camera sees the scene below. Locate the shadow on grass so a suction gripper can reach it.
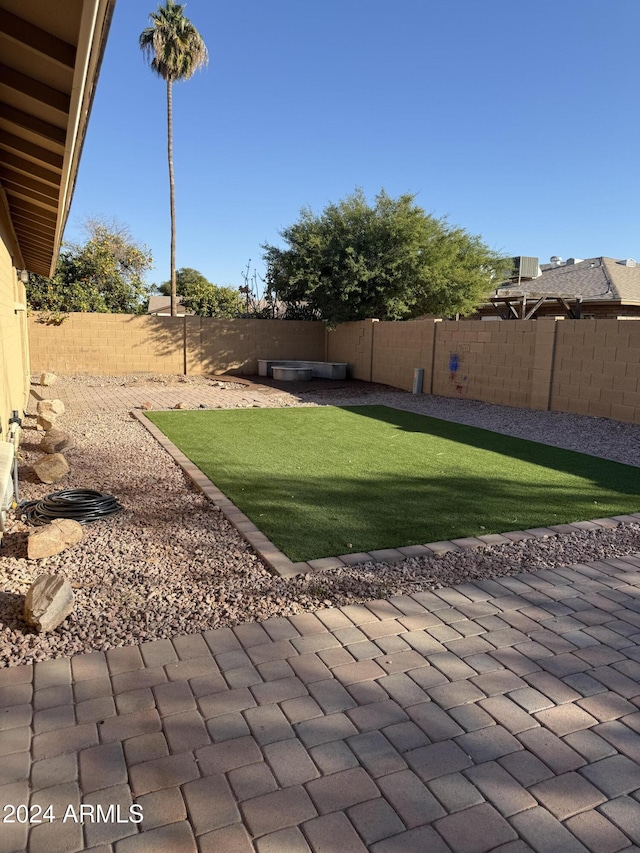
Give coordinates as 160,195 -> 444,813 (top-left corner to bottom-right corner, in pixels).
342,405 -> 640,490
181,470 -> 640,562
145,405 -> 640,561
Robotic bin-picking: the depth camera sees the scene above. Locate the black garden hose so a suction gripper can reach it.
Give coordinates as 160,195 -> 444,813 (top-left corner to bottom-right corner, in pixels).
20,489 -> 123,526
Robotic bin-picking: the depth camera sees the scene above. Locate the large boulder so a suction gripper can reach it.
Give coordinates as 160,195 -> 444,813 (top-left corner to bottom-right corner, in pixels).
27,519 -> 83,560
33,453 -> 69,484
24,573 -> 74,632
36,414 -> 57,431
40,428 -> 74,454
37,399 -> 65,417
40,372 -> 57,387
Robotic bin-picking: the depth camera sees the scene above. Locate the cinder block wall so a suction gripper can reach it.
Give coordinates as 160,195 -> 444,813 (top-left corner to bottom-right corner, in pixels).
550,319 -> 640,422
29,314 -> 185,375
330,315 -> 640,423
27,312 -> 640,425
432,320 -> 535,408
28,314 -> 326,377
326,320 -> 377,380
197,319 -> 326,375
372,321 -> 437,392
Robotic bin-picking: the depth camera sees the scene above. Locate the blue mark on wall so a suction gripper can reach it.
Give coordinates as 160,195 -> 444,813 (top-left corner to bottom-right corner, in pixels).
449,353 -> 459,372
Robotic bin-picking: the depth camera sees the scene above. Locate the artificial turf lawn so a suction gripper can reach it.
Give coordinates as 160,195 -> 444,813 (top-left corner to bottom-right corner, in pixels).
146,405 -> 640,562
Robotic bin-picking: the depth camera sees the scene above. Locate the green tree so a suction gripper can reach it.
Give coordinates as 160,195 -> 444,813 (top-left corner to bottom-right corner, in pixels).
26,219 -> 153,314
158,267 -> 243,317
181,283 -> 242,318
263,189 -> 504,324
157,266 -> 206,296
140,1 -> 208,318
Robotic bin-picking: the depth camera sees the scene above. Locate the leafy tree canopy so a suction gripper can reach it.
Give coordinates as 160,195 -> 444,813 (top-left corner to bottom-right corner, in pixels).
26,218 -> 153,314
158,267 -> 207,296
262,189 -> 504,324
139,1 -> 208,84
159,267 -> 243,317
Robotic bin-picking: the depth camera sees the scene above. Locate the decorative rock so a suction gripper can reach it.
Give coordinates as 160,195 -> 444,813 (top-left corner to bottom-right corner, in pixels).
27,519 -> 83,560
33,453 -> 69,484
24,573 -> 75,631
141,401 -> 153,410
37,399 -> 65,416
40,372 -> 57,387
40,428 -> 74,454
37,414 -> 57,431
174,402 -> 188,409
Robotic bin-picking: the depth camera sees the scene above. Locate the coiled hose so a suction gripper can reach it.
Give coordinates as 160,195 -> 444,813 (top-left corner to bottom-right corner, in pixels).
20,489 -> 123,526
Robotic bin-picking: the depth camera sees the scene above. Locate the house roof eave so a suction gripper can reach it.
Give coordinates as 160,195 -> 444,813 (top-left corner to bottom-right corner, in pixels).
0,0 -> 117,276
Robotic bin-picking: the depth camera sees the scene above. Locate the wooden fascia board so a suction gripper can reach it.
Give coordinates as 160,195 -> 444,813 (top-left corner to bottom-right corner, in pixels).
11,214 -> 56,236
0,104 -> 66,146
14,238 -> 53,257
0,64 -> 71,115
3,185 -> 57,212
0,168 -> 60,200
0,9 -> 76,70
0,130 -> 64,169
52,0 -> 116,276
0,151 -> 61,185
7,197 -> 58,220
0,185 -> 23,268
14,234 -> 53,255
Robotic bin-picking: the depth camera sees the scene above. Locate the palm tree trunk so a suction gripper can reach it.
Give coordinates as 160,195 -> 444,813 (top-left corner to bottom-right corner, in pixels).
167,79 -> 177,317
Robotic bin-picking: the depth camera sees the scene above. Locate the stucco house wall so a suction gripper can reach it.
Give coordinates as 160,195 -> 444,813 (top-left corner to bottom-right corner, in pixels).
0,224 -> 29,437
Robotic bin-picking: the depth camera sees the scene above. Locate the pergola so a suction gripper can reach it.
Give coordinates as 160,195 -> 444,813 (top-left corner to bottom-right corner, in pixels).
490,294 -> 583,321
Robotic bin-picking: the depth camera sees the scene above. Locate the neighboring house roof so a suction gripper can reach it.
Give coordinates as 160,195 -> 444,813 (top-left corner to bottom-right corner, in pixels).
495,257 -> 640,303
0,0 -> 116,276
603,257 -> 640,302
147,295 -> 193,316
147,295 -> 293,317
242,297 -> 291,316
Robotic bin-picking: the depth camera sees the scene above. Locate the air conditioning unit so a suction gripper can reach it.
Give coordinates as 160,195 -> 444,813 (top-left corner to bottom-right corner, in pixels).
509,256 -> 540,280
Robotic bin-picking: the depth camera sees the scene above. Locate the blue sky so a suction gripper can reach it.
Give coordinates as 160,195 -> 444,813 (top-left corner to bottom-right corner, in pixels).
67,0 -> 640,290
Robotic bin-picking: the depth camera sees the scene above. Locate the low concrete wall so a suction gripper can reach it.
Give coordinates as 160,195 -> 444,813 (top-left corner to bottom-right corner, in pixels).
258,360 -> 347,379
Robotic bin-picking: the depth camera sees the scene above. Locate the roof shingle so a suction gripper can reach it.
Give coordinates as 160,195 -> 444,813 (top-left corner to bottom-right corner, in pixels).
496,257 -> 640,303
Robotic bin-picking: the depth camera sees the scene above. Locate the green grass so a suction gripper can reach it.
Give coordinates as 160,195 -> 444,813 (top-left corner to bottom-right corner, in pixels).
146,405 -> 640,562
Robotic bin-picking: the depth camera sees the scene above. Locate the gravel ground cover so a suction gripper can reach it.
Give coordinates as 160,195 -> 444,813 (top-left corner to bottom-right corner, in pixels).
1,373 -> 640,667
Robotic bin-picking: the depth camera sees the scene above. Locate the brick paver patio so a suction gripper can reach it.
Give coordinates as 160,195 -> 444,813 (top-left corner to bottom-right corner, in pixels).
2,557 -> 640,852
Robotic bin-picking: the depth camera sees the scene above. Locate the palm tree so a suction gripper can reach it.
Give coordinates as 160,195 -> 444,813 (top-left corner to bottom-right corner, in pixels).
140,1 -> 208,317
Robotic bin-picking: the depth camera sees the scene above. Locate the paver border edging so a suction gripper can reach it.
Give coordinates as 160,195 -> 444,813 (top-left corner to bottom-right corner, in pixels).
132,408 -> 639,579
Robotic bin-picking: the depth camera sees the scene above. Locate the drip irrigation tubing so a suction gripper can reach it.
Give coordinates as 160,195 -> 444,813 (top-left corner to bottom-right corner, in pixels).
20,489 -> 123,526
